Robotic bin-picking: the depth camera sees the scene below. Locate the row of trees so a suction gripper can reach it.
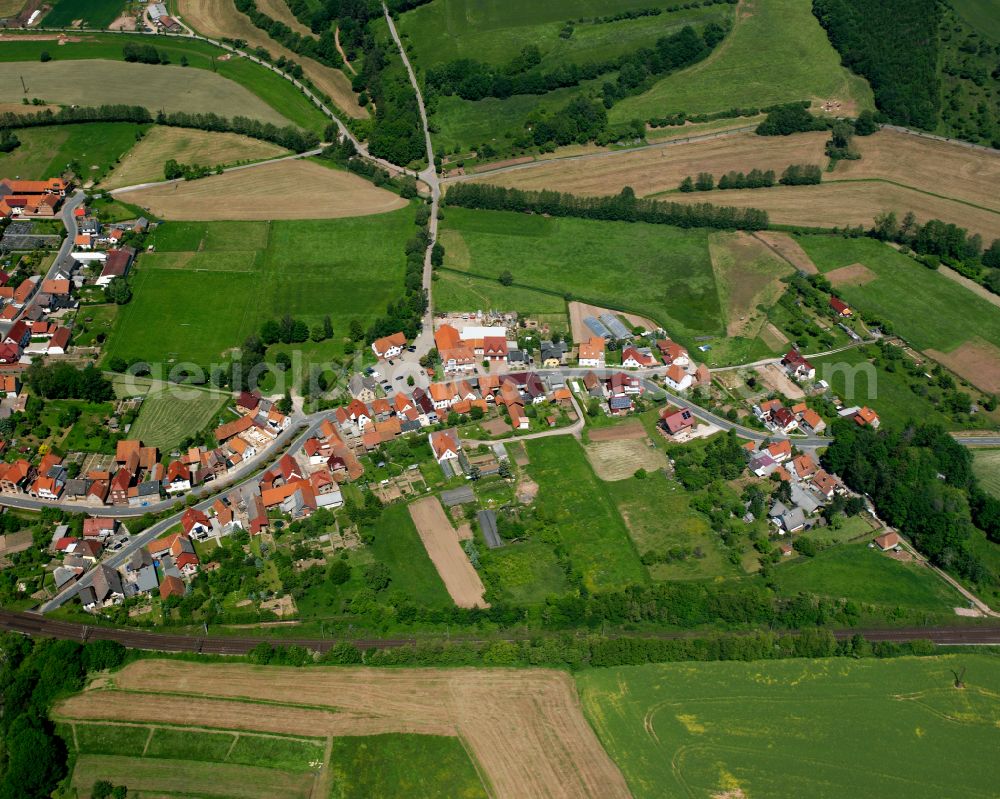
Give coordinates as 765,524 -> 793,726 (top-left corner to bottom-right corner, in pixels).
425,24 -> 721,103
0,105 -> 319,153
122,42 -> 172,65
813,0 -> 940,129
445,183 -> 769,230
24,363 -> 115,403
164,159 -> 219,181
234,0 -> 343,69
755,103 -> 829,135
680,168 -> 777,192
822,420 -> 993,584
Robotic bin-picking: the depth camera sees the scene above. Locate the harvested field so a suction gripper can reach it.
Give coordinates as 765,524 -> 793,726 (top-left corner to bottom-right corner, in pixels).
256,0 -> 314,38
178,0 -> 366,120
0,60 -> 290,126
755,363 -> 805,400
408,496 -> 488,608
568,301 -> 658,343
752,231 -> 818,274
72,755 -> 314,799
669,182 -> 1000,240
709,231 -> 792,339
0,101 -> 59,115
826,262 -> 877,287
465,131 -> 828,198
833,129 -> 1000,214
118,160 -> 407,220
587,420 -> 647,442
107,660 -> 631,799
103,126 -> 288,190
585,438 -> 668,481
0,1 -> 24,16
926,338 -> 1000,394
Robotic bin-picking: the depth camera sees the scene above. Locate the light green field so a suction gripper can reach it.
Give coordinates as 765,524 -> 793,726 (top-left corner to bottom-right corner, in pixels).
127,386 -> 230,450
972,449 -> 1000,499
772,542 -> 963,611
611,0 -> 874,122
800,236 -> 1000,353
43,0 -> 124,27
327,734 -> 488,799
434,269 -> 568,316
577,655 -> 1000,799
369,503 -> 454,608
480,541 -> 570,605
103,210 -> 412,367
440,207 -> 722,344
526,436 -> 646,592
0,122 -> 146,181
400,0 -> 732,68
950,0 -> 1000,40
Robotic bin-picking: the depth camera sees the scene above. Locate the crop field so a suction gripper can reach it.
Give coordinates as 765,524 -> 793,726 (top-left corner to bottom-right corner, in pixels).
577,655 -> 1000,799
611,0 -> 874,122
399,0 -> 732,70
120,159 -> 406,220
127,386 -> 231,450
43,0 -> 124,27
102,126 -> 288,189
57,659 -> 630,799
526,436 -> 646,591
0,2 -> 24,17
800,236 -> 1000,363
972,449 -> 1000,499
0,33 -> 328,131
439,207 -> 722,345
369,502 -> 454,608
709,230 -> 792,341
773,542 -> 962,611
408,496 -> 488,608
832,129 -> 1000,215
257,0 -> 314,37
102,210 -> 411,366
178,0 -> 366,120
466,131 -> 828,198
669,180 -> 1000,239
0,122 -> 145,182
613,470 -> 737,580
0,60 -> 291,126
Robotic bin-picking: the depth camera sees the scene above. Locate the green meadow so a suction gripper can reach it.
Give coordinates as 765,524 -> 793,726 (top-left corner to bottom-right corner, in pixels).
43,0 -> 123,27
0,122 -> 145,181
611,0 -> 873,122
973,449 -> 1000,500
578,655 -> 1000,799
440,207 -> 722,344
103,210 -> 412,367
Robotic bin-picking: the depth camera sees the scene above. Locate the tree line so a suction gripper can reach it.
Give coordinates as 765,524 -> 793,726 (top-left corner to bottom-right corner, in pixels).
813,0 -> 940,129
122,42 -> 174,65
0,105 -> 319,152
755,103 -> 829,135
680,167 -> 784,192
445,183 -> 769,230
234,0 -> 343,70
822,419 -> 993,585
425,24 -> 722,104
25,362 -> 114,404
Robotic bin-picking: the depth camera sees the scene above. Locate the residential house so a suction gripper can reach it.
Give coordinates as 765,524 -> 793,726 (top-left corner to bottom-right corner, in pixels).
371,331 -> 406,360
539,340 -> 567,367
781,349 -> 816,381
159,574 -> 186,599
46,327 -> 70,355
766,439 -> 792,463
348,373 -> 376,403
164,461 -> 192,494
873,531 -> 900,551
656,340 -> 690,367
830,297 -> 852,317
660,406 -> 696,436
97,247 -> 136,286
181,508 -> 211,538
854,406 -> 880,429
664,364 -> 693,392
509,403 -> 530,429
236,391 -> 261,414
0,460 -> 32,493
621,346 -> 656,369
812,470 -> 839,499
483,336 -> 508,361
83,518 -> 116,539
430,429 -> 461,464
80,564 -> 125,611
577,336 -> 606,368
799,408 -> 827,434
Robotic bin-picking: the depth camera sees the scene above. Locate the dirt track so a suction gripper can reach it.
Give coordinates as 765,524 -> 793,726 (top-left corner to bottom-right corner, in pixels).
408,496 -> 488,608
121,160 -> 406,220
102,660 -> 632,799
178,0 -> 366,120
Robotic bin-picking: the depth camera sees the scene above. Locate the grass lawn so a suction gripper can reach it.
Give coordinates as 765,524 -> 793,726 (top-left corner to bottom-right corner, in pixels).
611,0 -> 874,122
0,34 -> 327,132
480,540 -> 569,605
973,449 -> 1000,499
772,542 -> 962,611
43,0 -> 124,27
327,734 -> 488,799
145,727 -> 234,762
0,122 -> 146,182
370,503 -> 454,608
613,471 -> 738,580
800,236 -> 1000,354
577,655 -> 1000,799
526,436 -> 646,592
440,207 -> 721,344
128,386 -> 231,450
103,210 -> 412,368
72,723 -> 149,757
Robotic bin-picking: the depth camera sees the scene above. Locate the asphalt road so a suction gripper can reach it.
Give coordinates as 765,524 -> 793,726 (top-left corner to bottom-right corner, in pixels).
3,608 -> 999,655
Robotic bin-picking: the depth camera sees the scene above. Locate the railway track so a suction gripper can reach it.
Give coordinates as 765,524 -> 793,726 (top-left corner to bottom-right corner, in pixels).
4,609 -> 1000,656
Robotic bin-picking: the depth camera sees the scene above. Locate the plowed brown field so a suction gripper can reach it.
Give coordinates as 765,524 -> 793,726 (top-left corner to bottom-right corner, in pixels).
178,0 -> 366,120
408,496 -> 488,608
100,660 -> 631,799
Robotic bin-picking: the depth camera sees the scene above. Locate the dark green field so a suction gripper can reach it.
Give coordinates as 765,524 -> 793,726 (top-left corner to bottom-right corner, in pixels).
103,210 -> 412,367
525,436 -> 646,592
43,0 -> 123,27
367,503 -> 454,608
578,655 -> 1000,799
440,207 -> 722,344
